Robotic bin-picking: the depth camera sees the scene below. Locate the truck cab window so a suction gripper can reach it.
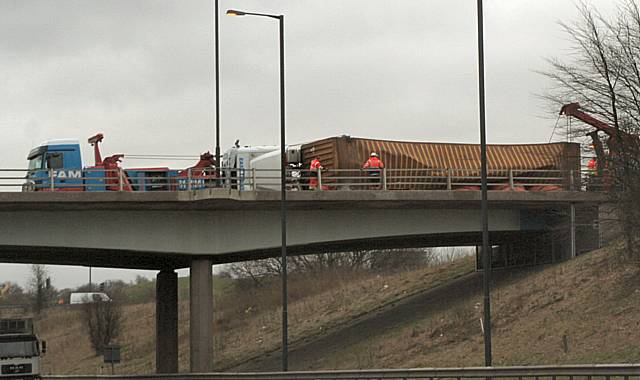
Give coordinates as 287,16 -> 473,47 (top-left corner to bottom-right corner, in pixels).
28,155 -> 43,170
0,340 -> 38,358
45,153 -> 63,169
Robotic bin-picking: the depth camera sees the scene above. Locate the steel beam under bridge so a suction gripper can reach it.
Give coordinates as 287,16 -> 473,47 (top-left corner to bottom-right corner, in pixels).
0,189 -> 606,268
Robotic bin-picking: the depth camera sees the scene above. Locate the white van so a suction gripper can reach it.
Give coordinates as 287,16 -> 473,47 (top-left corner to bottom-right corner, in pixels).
69,292 -> 111,304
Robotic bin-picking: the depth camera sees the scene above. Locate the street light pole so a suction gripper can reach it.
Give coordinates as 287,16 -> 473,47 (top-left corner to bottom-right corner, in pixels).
276,14 -> 288,373
226,9 -> 288,371
214,0 -> 221,175
477,0 -> 492,367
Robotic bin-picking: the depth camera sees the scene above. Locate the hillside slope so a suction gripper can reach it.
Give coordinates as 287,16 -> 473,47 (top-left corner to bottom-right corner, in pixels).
28,243 -> 640,374
234,243 -> 640,370
32,257 -> 474,374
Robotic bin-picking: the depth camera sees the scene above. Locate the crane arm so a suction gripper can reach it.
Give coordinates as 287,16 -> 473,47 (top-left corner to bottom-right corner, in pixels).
88,133 -> 105,166
560,102 -> 639,150
559,103 -> 617,136
560,103 -> 640,181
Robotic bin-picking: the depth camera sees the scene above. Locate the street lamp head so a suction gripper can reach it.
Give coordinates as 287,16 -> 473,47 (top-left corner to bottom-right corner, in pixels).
226,9 -> 282,19
226,9 -> 246,16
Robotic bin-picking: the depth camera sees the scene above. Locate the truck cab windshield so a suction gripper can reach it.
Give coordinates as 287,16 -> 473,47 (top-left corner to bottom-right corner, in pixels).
28,155 -> 43,171
0,339 -> 38,358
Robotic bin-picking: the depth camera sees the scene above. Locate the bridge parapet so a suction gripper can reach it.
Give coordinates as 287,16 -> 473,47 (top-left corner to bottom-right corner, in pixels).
3,167 -> 611,193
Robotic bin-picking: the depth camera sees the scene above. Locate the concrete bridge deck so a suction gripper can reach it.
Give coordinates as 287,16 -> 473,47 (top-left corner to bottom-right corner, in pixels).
0,188 -> 607,210
0,189 -> 606,269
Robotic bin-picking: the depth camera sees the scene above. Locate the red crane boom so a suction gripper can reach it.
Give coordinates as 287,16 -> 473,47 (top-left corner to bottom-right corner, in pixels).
559,103 -> 639,173
559,103 -> 617,136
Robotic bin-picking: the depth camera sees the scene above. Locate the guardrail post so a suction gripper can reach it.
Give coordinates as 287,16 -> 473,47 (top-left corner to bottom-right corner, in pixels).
187,168 -> 192,191
251,168 -> 257,191
49,169 -> 55,191
119,170 -> 124,191
570,203 -> 576,259
317,168 -> 322,191
382,167 -> 387,190
569,169 -> 575,191
447,168 -> 452,190
508,169 -> 514,190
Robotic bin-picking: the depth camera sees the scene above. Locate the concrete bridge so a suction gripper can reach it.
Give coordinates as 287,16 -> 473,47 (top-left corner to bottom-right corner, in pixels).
0,189 -> 608,373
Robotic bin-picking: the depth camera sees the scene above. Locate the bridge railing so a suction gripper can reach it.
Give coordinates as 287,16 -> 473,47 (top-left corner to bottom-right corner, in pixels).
41,364 -> 640,380
0,167 -> 609,193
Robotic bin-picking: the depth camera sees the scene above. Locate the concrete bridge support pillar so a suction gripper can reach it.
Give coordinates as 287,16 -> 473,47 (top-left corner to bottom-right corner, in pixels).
156,269 -> 178,373
190,259 -> 213,373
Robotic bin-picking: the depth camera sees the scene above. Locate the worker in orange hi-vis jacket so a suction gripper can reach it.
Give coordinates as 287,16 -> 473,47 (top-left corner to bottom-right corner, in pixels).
362,152 -> 385,189
309,156 -> 323,190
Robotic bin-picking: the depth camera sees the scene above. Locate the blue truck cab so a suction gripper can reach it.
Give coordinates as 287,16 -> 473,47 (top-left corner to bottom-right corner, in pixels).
25,139 -> 84,191
24,134 -> 212,192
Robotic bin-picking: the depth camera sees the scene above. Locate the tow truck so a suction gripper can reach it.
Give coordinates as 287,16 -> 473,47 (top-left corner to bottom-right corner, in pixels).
23,133 -> 215,192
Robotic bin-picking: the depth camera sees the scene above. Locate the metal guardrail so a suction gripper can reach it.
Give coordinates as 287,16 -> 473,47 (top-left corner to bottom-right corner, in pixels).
42,364 -> 640,380
0,167 -> 609,193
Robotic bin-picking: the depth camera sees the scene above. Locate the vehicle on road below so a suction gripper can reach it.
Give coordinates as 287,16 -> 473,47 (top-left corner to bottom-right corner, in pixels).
69,292 -> 111,305
0,319 -> 46,380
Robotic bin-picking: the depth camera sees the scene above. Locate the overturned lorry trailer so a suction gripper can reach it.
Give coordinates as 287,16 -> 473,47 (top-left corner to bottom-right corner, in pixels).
301,136 -> 581,190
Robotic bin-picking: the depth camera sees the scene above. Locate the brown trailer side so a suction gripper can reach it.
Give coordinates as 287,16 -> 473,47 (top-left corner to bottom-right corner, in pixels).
301,136 -> 580,190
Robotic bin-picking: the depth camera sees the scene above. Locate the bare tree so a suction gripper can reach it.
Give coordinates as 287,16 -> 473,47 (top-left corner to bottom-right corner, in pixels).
369,248 -> 433,271
229,248 -> 437,285
541,0 -> 640,258
27,264 -> 54,313
83,298 -> 122,355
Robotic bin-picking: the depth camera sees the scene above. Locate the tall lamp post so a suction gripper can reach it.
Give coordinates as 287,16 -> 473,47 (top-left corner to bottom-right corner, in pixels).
477,0 -> 492,366
214,0 -> 221,175
226,9 -> 289,372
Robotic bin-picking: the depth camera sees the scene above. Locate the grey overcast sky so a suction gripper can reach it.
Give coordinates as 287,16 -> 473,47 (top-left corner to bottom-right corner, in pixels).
0,0 -> 617,289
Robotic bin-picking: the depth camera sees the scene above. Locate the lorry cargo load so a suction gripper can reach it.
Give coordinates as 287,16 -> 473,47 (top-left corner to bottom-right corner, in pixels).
300,136 -> 581,190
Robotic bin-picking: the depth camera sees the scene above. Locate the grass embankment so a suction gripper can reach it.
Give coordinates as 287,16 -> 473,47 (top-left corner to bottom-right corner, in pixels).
26,243 -> 640,374
280,242 -> 640,370
31,258 -> 473,374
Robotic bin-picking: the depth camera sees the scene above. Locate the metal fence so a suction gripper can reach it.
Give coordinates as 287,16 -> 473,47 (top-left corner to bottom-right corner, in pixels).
42,364 -> 640,380
0,167 -> 609,193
